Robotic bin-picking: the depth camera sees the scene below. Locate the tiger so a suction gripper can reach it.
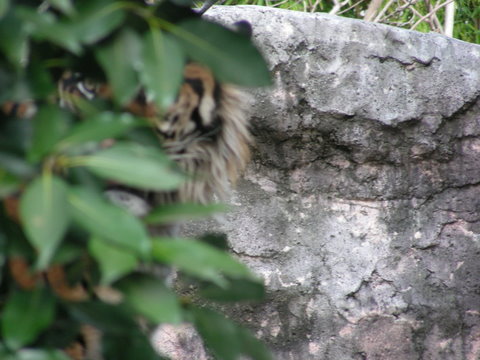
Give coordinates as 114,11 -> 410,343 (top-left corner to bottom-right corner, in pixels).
2,20 -> 255,360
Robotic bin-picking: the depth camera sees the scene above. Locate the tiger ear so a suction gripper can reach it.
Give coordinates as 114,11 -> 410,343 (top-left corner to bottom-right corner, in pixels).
232,20 -> 253,38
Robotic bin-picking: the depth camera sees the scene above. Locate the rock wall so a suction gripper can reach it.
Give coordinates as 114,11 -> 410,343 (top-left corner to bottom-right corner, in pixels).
199,6 -> 480,359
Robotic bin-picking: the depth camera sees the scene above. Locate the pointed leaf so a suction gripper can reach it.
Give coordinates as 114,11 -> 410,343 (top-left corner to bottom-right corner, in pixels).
28,105 -> 70,162
118,275 -> 182,324
191,307 -> 272,360
152,238 -> 254,287
175,19 -> 270,86
96,29 -> 141,105
1,288 -> 56,350
47,0 -> 74,16
0,14 -> 29,67
200,277 -> 265,302
0,171 -> 19,198
237,326 -> 272,360
57,112 -> 144,150
68,186 -> 150,257
145,203 -> 227,225
0,0 -> 9,19
69,0 -> 125,45
79,142 -> 184,191
20,175 -> 70,269
0,152 -> 36,178
140,30 -> 184,109
191,307 -> 241,360
11,349 -> 70,360
89,235 -> 138,284
16,8 -> 82,54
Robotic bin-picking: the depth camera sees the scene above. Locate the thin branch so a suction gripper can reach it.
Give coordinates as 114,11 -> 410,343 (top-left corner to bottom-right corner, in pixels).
329,0 -> 349,15
410,0 -> 455,31
337,0 -> 366,16
372,0 -> 396,23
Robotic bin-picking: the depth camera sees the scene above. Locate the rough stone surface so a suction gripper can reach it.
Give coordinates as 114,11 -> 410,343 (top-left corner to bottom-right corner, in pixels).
176,6 -> 480,360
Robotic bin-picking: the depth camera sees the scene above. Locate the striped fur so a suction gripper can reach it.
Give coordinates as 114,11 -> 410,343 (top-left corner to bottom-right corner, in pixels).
156,63 -> 251,204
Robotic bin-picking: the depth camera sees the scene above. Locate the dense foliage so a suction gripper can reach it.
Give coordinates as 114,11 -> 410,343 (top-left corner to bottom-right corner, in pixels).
0,0 -> 271,359
221,0 -> 480,44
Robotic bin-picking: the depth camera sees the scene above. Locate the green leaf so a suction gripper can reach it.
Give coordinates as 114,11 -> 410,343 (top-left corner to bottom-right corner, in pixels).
0,171 -> 19,198
69,301 -> 138,334
118,275 -> 182,324
78,142 -> 184,191
89,235 -> 138,284
1,288 -> 56,350
236,326 -> 272,360
19,175 -> 70,269
0,13 -> 29,67
57,112 -> 144,150
191,307 -> 272,360
104,331 -> 164,360
96,29 -> 141,105
67,0 -> 125,45
152,238 -> 254,287
28,105 -> 70,162
0,153 -> 36,178
175,19 -> 271,86
68,186 -> 150,257
191,307 -> 241,360
0,0 -> 10,20
16,7 -> 82,54
140,30 -> 185,109
47,0 -> 75,16
200,277 -> 265,302
145,203 -> 228,225
10,349 -> 70,360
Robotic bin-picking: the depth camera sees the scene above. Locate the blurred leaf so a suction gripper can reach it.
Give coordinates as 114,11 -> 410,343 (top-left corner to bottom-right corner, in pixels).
27,61 -> 56,99
16,7 -> 81,54
191,307 -> 272,360
0,10 -> 28,66
1,288 -> 56,350
68,0 -> 125,45
0,153 -> 36,178
0,0 -> 9,19
68,186 -> 150,257
236,325 -> 272,360
152,238 -> 254,287
200,277 -> 265,302
118,275 -> 182,324
57,112 -> 144,150
104,331 -> 164,360
170,0 -> 193,6
0,171 -> 19,198
28,105 -> 70,162
96,29 -> 141,105
191,307 -> 241,360
51,241 -> 82,265
19,174 -> 70,269
198,232 -> 229,251
0,115 -> 33,153
78,142 -> 184,191
47,0 -> 74,16
145,203 -> 227,225
140,30 -> 184,109
89,235 -> 138,284
69,301 -> 138,334
7,349 -> 70,360
175,19 -> 271,86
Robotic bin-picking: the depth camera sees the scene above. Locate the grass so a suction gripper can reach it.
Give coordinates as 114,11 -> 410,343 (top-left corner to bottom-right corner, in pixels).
211,0 -> 480,44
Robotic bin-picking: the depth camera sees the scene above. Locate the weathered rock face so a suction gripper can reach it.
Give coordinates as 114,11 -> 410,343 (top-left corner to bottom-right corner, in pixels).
198,6 -> 480,359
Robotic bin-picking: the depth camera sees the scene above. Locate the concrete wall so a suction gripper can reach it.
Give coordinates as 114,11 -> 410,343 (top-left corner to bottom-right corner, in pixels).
196,6 -> 480,359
